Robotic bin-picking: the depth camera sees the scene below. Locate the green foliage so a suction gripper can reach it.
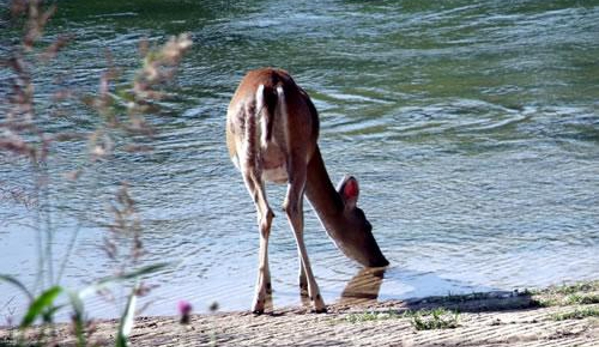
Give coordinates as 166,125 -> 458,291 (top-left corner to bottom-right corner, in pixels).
20,286 -> 63,328
533,297 -> 559,307
1,263 -> 166,333
344,310 -> 400,323
66,291 -> 86,347
343,308 -> 460,331
564,294 -> 599,306
552,307 -> 599,321
408,308 -> 460,330
530,280 -> 599,307
545,281 -> 599,295
116,281 -> 140,347
1,1 -> 190,346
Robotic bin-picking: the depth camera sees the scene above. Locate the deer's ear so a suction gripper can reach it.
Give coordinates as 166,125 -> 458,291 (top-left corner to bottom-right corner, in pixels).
338,176 -> 360,209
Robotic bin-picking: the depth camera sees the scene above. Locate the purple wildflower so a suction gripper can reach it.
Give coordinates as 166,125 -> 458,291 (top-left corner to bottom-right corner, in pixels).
178,300 -> 192,324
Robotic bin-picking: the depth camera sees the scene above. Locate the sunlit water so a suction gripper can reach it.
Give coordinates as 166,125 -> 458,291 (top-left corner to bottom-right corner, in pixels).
1,0 -> 598,322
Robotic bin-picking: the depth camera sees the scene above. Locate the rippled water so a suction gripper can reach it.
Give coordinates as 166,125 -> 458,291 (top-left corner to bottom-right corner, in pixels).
1,0 -> 598,320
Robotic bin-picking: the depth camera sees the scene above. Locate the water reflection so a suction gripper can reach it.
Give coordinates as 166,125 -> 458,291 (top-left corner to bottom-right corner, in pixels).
339,267 -> 386,307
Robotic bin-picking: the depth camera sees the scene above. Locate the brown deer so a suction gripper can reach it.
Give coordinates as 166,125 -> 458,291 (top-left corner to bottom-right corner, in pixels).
226,68 -> 388,314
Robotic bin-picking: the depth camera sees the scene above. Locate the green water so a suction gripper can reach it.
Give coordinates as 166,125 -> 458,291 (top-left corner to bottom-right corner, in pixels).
1,0 -> 598,318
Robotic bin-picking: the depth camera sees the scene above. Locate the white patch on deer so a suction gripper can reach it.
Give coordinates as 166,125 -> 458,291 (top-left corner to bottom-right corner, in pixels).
260,85 -> 289,184
255,84 -> 269,149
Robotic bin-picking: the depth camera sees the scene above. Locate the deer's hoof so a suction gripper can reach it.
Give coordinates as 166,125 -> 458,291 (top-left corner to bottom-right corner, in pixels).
311,307 -> 327,314
299,285 -> 308,297
252,296 -> 265,315
311,294 -> 326,313
298,276 -> 308,296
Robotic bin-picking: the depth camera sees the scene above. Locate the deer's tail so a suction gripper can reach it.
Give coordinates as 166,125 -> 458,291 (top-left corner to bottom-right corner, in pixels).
255,84 -> 282,147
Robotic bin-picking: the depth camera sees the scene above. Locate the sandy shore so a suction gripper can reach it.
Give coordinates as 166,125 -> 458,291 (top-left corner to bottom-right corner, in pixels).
1,281 -> 598,346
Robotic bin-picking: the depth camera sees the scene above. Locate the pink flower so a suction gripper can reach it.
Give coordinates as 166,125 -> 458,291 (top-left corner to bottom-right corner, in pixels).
178,300 -> 192,324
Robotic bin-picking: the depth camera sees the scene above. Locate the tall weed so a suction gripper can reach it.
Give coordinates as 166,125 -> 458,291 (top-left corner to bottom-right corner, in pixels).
1,0 -> 192,345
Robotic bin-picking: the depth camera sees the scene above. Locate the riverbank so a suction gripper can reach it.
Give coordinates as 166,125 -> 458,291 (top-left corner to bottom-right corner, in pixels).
2,281 -> 598,346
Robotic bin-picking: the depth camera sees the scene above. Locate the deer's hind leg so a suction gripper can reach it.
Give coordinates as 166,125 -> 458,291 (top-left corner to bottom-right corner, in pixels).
239,106 -> 275,314
243,174 -> 274,314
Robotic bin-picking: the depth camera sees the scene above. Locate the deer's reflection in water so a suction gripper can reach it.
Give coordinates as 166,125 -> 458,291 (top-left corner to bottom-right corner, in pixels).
339,267 -> 386,307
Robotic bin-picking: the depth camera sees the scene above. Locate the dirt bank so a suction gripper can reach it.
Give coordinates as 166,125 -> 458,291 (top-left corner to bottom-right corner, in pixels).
2,281 -> 598,346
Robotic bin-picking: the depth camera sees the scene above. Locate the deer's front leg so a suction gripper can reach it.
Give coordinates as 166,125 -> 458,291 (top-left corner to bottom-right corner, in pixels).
284,169 -> 326,313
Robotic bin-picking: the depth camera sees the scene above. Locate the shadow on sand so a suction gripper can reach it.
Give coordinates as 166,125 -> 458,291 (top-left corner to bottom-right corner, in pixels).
335,267 -> 537,314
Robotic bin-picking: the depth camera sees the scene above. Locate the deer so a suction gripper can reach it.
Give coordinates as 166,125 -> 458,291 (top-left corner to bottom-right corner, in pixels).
226,68 -> 389,314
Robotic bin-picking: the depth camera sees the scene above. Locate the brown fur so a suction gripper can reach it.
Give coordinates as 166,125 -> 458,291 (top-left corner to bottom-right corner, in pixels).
226,68 -> 388,314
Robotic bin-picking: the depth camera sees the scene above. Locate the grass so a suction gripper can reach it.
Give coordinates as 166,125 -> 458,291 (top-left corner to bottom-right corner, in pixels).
1,2 -> 191,346
342,280 -> 599,329
526,281 -> 599,322
530,281 -> 599,307
564,294 -> 599,305
344,308 -> 460,330
408,308 -> 460,330
551,307 -> 599,321
534,298 -> 560,307
538,281 -> 599,296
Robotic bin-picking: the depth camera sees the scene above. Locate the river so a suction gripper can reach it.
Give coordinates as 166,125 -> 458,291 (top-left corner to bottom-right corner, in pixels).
1,0 -> 598,320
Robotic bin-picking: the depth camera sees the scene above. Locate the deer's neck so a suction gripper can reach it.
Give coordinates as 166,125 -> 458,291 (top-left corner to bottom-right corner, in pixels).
305,147 -> 390,268
305,146 -> 344,223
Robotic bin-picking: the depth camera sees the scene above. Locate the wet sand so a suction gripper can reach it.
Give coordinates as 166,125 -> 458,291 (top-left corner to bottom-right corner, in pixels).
1,280 -> 598,346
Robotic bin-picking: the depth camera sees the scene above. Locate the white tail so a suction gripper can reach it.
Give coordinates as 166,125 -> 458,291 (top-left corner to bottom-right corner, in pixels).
226,68 -> 388,314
